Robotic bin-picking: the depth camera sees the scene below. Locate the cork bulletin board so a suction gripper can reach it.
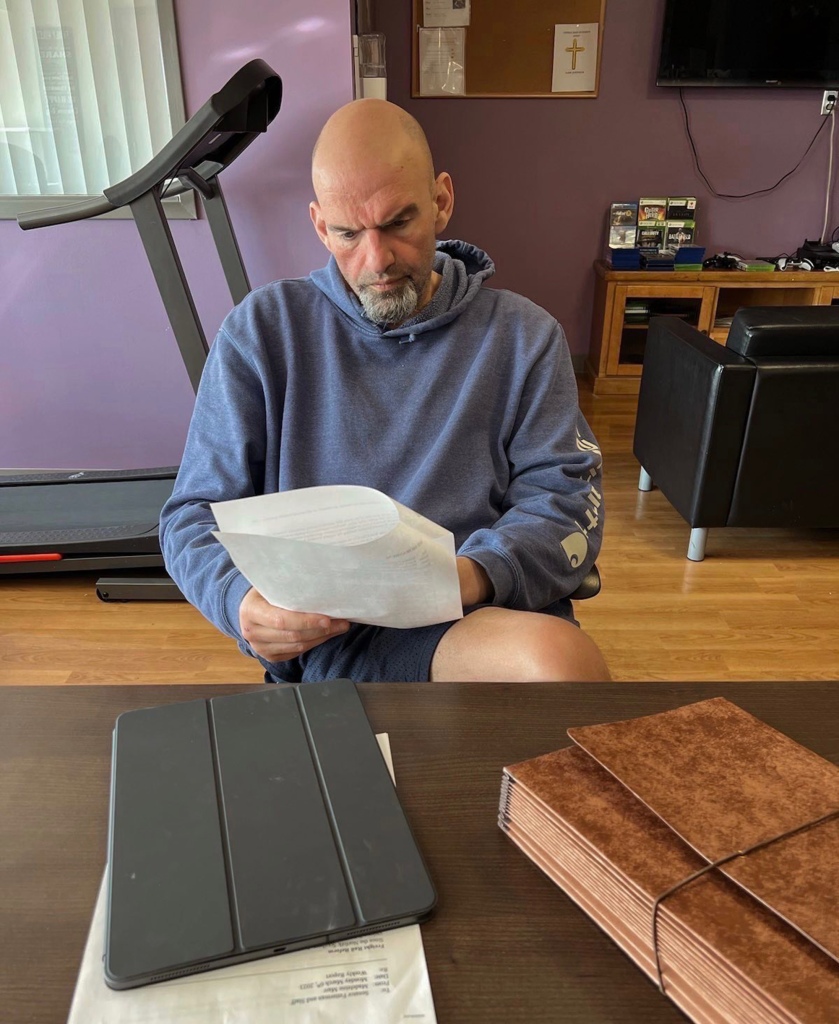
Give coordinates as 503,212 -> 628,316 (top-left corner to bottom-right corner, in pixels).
412,0 -> 606,98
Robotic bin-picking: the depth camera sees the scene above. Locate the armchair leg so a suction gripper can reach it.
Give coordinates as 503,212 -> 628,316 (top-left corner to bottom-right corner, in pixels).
638,467 -> 653,492
687,528 -> 708,562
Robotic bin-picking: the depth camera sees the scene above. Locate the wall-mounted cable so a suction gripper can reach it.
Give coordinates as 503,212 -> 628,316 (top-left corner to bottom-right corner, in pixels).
820,108 -> 836,242
679,88 -> 830,199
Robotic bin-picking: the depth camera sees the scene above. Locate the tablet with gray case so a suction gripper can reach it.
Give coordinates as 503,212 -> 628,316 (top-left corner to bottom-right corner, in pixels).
105,679 -> 436,989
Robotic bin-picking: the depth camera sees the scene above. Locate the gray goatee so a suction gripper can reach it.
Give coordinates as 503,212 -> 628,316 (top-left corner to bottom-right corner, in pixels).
359,279 -> 420,326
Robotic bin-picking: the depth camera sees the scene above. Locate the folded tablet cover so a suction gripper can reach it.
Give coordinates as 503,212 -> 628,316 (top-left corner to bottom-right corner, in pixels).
106,680 -> 435,989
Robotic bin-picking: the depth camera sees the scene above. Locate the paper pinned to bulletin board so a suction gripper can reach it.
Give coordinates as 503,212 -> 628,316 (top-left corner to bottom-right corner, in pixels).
552,23 -> 598,92
423,0 -> 470,27
418,26 -> 466,95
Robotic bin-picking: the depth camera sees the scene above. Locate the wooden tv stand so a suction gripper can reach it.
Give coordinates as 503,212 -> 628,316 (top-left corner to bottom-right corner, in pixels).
585,259 -> 839,396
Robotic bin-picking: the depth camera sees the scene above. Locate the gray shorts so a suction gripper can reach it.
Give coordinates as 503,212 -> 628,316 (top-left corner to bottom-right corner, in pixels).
259,598 -> 576,683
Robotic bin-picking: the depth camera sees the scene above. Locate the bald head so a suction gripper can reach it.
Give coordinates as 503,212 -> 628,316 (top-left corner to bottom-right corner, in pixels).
308,100 -> 454,327
312,99 -> 435,199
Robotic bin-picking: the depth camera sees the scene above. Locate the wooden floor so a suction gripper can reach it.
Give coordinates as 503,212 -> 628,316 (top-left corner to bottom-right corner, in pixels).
2,386 -> 837,684
574,387 -> 839,682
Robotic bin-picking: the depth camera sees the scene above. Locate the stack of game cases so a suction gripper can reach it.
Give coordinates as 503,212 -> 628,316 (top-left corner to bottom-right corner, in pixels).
641,246 -> 706,270
673,245 -> 705,270
608,198 -> 701,269
499,698 -> 839,1024
609,246 -> 642,270
641,249 -> 675,270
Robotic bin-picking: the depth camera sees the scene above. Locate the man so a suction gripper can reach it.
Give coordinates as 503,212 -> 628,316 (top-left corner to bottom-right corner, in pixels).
160,99 -> 609,682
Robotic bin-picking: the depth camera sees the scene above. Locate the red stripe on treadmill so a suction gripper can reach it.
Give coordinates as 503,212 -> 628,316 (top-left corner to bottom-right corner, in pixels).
0,553 -> 64,562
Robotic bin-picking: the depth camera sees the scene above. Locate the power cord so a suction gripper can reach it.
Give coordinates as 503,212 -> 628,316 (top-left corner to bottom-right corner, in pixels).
820,108 -> 836,242
679,88 -> 830,199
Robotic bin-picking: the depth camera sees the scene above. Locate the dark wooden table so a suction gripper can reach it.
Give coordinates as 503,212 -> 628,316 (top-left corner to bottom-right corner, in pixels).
2,682 -> 838,1023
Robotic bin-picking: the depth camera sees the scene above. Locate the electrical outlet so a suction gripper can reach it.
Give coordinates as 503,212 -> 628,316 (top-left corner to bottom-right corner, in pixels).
821,90 -> 838,116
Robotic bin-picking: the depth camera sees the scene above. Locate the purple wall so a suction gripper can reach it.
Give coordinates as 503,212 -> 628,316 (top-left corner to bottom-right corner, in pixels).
379,0 -> 834,363
1,0 -> 352,469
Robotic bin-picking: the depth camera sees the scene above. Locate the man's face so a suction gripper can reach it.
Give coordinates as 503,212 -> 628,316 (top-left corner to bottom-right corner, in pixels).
311,163 -> 452,326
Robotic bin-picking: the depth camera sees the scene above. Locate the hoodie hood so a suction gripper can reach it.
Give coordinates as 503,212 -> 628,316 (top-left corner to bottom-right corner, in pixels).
309,239 -> 496,342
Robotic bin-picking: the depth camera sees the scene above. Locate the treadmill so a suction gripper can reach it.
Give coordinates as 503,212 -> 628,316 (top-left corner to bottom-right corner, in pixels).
1,59 -> 282,601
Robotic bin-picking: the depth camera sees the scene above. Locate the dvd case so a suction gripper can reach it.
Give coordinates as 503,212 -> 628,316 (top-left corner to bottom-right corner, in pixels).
610,225 -> 638,247
666,196 -> 697,220
638,198 -> 667,224
637,226 -> 665,251
610,202 -> 638,226
665,221 -> 696,248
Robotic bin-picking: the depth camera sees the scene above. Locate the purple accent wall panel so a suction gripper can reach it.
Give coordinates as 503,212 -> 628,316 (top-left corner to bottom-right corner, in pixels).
380,0 -> 836,364
1,0 -> 352,469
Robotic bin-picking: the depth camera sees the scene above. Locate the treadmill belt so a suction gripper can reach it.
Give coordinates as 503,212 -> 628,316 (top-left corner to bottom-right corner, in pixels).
0,477 -> 176,559
0,466 -> 178,485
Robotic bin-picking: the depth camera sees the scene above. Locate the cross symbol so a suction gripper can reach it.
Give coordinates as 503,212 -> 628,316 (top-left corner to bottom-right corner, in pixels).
565,39 -> 585,70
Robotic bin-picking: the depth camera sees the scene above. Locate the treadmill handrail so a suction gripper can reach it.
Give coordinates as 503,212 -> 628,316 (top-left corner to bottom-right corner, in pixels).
17,195 -> 117,231
17,158 -> 227,232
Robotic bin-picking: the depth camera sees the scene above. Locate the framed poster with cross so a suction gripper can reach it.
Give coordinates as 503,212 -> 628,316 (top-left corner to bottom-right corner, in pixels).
412,0 -> 606,98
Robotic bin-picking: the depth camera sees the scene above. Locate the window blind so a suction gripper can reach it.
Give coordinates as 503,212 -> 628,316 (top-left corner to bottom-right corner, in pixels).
0,0 -> 179,198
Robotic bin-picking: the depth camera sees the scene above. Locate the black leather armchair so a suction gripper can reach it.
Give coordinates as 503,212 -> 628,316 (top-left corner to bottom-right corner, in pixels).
632,306 -> 839,560
569,564 -> 601,601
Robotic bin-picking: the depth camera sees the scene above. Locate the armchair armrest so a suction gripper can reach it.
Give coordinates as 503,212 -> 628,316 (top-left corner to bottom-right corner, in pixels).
568,563 -> 601,602
633,317 -> 755,526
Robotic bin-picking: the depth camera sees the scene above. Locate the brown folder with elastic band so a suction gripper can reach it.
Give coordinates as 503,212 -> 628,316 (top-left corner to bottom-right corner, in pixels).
499,698 -> 839,1024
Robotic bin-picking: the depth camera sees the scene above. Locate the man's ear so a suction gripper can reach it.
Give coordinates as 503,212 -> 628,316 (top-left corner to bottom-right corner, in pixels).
310,201 -> 331,249
433,172 -> 454,234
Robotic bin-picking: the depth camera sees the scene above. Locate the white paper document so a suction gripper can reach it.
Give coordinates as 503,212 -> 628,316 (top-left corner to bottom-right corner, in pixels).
423,0 -> 470,28
211,485 -> 463,628
552,23 -> 598,93
67,736 -> 438,1024
418,27 -> 466,96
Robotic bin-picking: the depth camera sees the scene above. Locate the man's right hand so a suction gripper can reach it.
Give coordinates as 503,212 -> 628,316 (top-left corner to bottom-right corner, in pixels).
239,587 -> 350,662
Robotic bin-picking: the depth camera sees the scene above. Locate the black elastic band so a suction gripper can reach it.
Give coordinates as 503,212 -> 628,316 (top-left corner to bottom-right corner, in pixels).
651,807 -> 839,993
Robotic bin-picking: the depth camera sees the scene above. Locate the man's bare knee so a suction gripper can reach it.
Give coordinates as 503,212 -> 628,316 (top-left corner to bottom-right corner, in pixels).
430,608 -> 610,682
519,619 -> 611,682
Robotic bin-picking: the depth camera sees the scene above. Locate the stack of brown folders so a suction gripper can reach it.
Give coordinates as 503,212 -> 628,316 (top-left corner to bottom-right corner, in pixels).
498,698 -> 839,1024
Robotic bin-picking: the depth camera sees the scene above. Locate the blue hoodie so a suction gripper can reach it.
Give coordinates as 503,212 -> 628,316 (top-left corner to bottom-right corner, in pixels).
160,240 -> 603,649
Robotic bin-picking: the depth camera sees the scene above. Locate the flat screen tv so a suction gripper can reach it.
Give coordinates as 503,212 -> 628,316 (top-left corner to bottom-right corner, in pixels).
657,1 -> 839,88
